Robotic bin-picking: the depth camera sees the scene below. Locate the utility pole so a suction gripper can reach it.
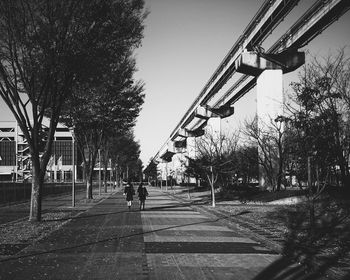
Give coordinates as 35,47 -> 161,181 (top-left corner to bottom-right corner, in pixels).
187,144 -> 190,199
99,149 -> 101,196
72,135 -> 75,207
69,127 -> 75,207
109,158 -> 112,192
165,162 -> 168,191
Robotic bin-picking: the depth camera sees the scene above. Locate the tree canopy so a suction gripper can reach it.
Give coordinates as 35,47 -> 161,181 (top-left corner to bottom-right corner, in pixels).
0,0 -> 147,221
286,49 -> 350,188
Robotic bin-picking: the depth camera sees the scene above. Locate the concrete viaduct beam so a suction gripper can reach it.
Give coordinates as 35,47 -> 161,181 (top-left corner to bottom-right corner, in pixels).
206,104 -> 235,119
235,50 -> 305,76
178,127 -> 205,138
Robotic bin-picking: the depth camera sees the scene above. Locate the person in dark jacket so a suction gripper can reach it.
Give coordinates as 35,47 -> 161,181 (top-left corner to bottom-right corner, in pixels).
124,181 -> 135,211
137,182 -> 148,210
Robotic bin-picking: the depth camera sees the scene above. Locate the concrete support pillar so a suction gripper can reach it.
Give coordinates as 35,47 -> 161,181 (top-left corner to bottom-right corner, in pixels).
235,50 -> 304,190
186,137 -> 196,159
257,69 -> 283,128
257,69 -> 283,189
206,117 -> 221,139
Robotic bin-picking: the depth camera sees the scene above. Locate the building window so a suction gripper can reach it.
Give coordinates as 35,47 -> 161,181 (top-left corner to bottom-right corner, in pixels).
0,141 -> 16,166
53,140 -> 73,165
0,127 -> 15,132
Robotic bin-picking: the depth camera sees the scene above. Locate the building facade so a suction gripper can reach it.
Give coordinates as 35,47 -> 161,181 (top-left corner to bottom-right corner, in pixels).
0,121 -> 76,182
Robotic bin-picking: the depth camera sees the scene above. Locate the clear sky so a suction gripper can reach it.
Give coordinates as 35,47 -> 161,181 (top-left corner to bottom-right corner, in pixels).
133,0 -> 350,165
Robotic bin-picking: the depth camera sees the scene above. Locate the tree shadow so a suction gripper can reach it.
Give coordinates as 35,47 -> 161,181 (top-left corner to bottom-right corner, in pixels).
253,196 -> 350,279
42,209 -> 132,222
0,207 -> 251,263
42,200 -> 209,222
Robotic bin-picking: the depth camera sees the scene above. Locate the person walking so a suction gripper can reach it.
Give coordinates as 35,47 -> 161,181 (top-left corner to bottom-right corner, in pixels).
124,180 -> 135,211
137,182 -> 148,210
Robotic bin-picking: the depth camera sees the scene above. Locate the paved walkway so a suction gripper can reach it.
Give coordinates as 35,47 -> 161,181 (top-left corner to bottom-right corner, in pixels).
0,186 -> 281,280
142,187 -> 279,279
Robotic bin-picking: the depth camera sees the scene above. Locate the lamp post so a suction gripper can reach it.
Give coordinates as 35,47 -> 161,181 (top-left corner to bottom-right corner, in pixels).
98,148 -> 101,196
187,144 -> 190,199
165,162 -> 168,192
109,158 -> 112,192
69,127 -> 76,207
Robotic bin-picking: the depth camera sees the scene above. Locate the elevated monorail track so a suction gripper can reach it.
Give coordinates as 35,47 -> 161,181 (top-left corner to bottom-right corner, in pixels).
150,0 -> 350,164
169,0 -> 301,141
213,0 -> 350,109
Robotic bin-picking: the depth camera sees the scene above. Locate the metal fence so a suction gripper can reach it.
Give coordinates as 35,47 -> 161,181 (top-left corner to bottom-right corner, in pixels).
0,182 -> 85,205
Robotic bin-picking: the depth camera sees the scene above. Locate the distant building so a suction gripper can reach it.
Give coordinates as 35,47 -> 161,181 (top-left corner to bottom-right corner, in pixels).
0,120 -> 77,182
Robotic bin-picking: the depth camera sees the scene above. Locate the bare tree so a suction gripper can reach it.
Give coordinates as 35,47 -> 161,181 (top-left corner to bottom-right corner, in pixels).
188,126 -> 240,207
244,116 -> 287,191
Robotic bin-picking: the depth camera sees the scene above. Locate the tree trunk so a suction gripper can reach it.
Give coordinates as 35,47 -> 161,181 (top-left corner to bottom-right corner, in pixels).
83,163 -> 86,183
276,175 -> 281,191
276,155 -> 283,192
103,150 -> 109,193
315,163 -> 320,193
207,170 -> 216,207
87,169 -> 93,200
307,156 -> 315,234
116,164 -> 121,187
210,183 -> 216,207
29,162 -> 42,222
86,181 -> 93,199
82,147 -> 98,200
103,162 -> 107,193
339,154 -> 349,187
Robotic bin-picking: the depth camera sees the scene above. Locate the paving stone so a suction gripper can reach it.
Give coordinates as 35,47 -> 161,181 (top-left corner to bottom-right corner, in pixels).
146,254 -> 280,280
141,213 -> 204,218
142,224 -> 234,232
147,229 -> 240,237
0,186 -> 287,280
0,244 -> 28,255
144,241 -> 277,254
143,235 -> 255,243
147,253 -> 279,268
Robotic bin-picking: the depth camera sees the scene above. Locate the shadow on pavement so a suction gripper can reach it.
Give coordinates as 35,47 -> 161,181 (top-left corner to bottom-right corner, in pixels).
252,197 -> 350,279
43,209 -> 132,222
0,205 -> 251,264
146,201 -> 206,211
43,199 -> 208,222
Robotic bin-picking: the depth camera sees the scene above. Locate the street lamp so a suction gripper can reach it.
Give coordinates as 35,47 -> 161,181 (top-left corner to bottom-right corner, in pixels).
98,148 -> 101,196
69,127 -> 76,207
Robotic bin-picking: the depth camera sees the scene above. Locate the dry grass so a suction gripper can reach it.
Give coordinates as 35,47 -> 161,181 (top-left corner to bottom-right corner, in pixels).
0,192 -> 111,257
0,210 -> 78,245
